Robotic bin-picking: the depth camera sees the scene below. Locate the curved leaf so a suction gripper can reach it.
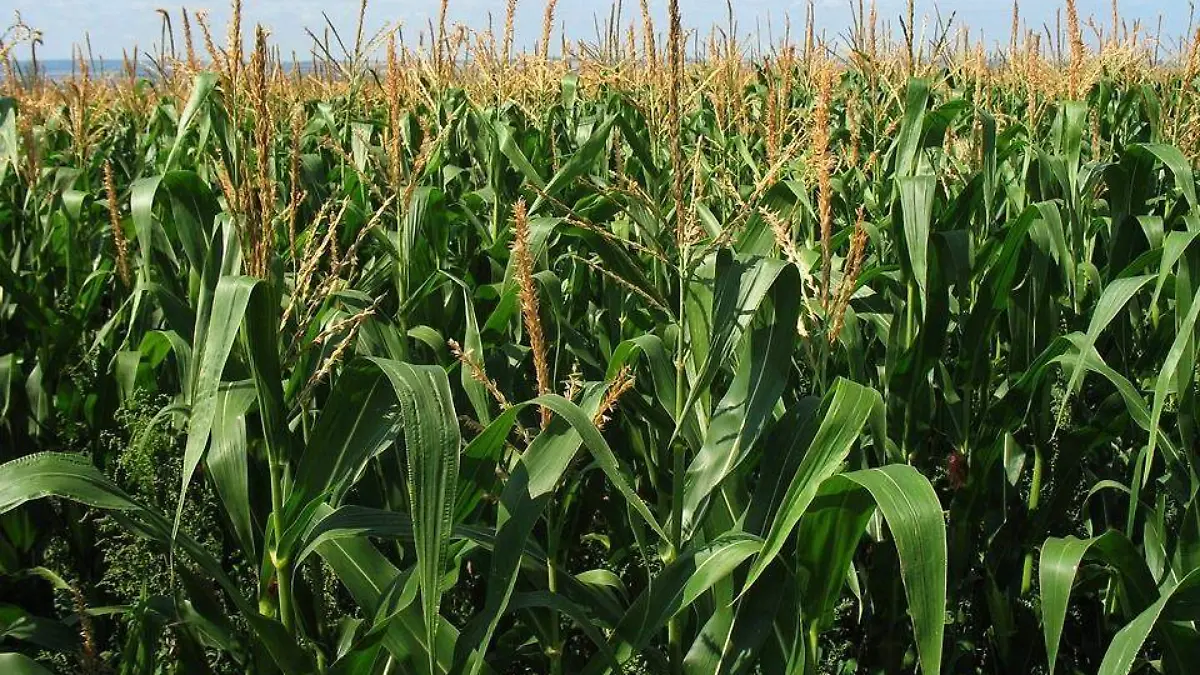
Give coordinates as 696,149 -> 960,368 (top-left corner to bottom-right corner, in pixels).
1098,568 -> 1200,675
819,465 -> 947,675
743,378 -> 881,590
581,533 -> 763,675
0,653 -> 55,675
372,359 -> 461,672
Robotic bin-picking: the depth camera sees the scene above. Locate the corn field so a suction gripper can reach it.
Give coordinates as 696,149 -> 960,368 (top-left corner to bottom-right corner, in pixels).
2,0 -> 1200,673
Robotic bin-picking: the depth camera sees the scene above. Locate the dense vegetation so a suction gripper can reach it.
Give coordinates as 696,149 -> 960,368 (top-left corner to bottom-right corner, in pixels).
3,0 -> 1200,673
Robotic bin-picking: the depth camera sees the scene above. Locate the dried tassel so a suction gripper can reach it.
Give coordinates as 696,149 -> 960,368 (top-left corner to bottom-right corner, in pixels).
512,199 -> 552,427
594,366 -> 636,430
830,207 -> 869,345
181,8 -> 197,70
813,61 -> 834,308
450,339 -> 510,409
104,160 -> 132,286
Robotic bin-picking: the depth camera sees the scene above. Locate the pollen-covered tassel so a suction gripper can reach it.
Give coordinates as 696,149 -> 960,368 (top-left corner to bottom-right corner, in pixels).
103,160 -> 132,287
512,199 -> 552,427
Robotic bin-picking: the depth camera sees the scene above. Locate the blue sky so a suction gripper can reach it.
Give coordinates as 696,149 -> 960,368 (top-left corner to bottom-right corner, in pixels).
9,0 -> 1196,60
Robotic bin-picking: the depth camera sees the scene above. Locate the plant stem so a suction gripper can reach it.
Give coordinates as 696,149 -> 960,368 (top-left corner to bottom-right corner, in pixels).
668,441 -> 686,674
905,280 -> 916,346
1020,444 -> 1044,596
669,230 -> 689,675
671,244 -> 689,548
547,507 -> 563,675
392,194 -> 411,363
268,454 -> 294,631
805,623 -> 820,675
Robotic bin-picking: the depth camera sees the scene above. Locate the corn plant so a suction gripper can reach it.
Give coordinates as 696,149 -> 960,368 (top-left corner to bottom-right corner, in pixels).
2,1 -> 1200,673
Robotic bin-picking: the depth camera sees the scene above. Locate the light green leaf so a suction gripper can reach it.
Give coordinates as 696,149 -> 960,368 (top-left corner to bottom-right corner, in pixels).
372,360 -> 461,674
818,465 -> 946,675
899,174 -> 937,314
1098,568 -> 1200,675
165,72 -> 218,171
177,276 -> 259,542
743,379 -> 881,590
681,264 -> 800,538
1055,275 -> 1155,435
1145,284 -> 1200,484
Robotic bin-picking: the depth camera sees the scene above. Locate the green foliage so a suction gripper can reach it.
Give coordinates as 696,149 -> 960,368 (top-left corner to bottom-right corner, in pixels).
2,16 -> 1200,675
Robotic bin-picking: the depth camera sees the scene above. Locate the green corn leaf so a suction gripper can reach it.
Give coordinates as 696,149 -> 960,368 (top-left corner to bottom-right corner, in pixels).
743,378 -> 881,590
177,275 -> 259,543
495,121 -> 546,189
314,504 -> 459,675
293,359 -> 404,505
676,252 -> 789,439
606,334 -> 680,425
894,78 -> 932,178
581,533 -> 764,675
0,605 -> 79,654
459,284 -> 492,424
241,283 -> 291,465
1051,334 -> 1176,457
1098,568 -> 1200,675
291,357 -> 462,672
1039,530 -> 1194,675
455,388 -> 664,674
0,453 -> 314,673
482,215 -> 561,334
208,384 -> 257,563
899,174 -> 937,315
292,505 -> 619,630
0,452 -> 139,514
531,113 -> 617,214
1174,490 -> 1200,577
1054,274 -> 1155,435
373,360 -> 460,674
808,466 -> 947,675
681,263 -> 801,539
683,563 -> 788,675
0,653 -> 55,675
1145,284 -> 1200,484
1150,231 -> 1199,311
165,72 -> 218,171
0,98 -> 16,185
1128,143 -> 1198,211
